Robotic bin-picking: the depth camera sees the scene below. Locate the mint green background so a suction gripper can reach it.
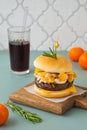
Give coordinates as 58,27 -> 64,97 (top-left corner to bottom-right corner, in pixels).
0,51 -> 87,130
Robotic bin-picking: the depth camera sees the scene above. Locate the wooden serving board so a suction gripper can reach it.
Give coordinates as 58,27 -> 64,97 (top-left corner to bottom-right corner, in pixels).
9,82 -> 87,115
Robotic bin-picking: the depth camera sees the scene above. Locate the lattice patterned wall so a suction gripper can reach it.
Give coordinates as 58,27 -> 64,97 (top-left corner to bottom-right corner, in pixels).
0,0 -> 87,50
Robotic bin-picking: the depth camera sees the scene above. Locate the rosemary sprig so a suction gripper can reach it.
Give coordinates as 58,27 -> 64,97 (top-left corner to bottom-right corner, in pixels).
5,101 -> 42,124
42,41 -> 59,59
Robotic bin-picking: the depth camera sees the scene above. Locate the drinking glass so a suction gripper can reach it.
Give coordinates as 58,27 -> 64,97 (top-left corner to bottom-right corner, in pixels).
8,26 -> 30,74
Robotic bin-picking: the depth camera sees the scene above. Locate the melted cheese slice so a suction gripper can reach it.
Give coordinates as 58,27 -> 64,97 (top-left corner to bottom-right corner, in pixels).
34,68 -> 77,84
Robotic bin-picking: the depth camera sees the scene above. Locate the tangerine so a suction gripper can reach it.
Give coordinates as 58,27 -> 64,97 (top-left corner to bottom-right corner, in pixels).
78,52 -> 87,70
68,47 -> 84,62
0,104 -> 9,125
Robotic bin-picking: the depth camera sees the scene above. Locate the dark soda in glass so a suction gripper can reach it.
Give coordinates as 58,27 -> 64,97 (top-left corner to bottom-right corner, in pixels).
9,41 -> 30,73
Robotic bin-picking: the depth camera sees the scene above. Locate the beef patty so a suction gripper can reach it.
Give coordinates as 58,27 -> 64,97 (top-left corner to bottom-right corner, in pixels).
35,78 -> 73,91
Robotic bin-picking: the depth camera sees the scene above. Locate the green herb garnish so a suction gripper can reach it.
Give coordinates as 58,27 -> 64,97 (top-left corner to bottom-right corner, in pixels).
42,41 -> 59,59
67,81 -> 74,87
6,101 -> 42,124
51,83 -> 56,88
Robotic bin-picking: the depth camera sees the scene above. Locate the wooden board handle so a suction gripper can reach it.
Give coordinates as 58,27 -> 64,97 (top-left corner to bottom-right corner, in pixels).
75,96 -> 87,109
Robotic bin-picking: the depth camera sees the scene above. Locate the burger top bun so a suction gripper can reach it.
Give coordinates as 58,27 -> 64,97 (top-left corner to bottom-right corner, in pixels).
34,55 -> 72,73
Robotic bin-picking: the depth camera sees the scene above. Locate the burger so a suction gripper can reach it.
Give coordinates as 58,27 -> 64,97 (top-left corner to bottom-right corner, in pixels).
33,42 -> 77,98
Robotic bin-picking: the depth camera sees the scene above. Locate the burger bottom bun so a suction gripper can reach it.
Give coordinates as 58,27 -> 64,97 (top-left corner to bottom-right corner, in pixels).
34,86 -> 74,98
